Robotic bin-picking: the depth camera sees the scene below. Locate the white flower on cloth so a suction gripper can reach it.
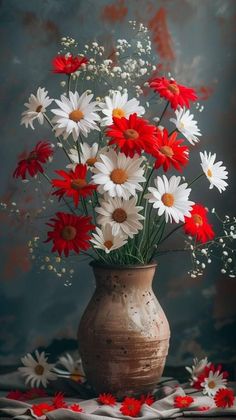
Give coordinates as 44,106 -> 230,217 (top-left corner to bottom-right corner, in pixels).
96,196 -> 144,238
91,224 -> 128,253
186,357 -> 210,385
53,353 -> 85,382
92,149 -> 145,200
201,370 -> 227,396
51,91 -> 100,141
200,151 -> 228,193
21,87 -> 53,129
170,107 -> 201,145
146,175 -> 194,223
67,142 -> 99,170
99,91 -> 145,126
18,350 -> 57,388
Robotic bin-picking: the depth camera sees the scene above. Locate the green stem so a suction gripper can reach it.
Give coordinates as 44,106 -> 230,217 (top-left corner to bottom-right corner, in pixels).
138,166 -> 154,205
158,101 -> 169,126
188,173 -> 204,187
44,114 -> 72,163
41,172 -> 76,215
67,74 -> 71,96
159,223 -> 184,245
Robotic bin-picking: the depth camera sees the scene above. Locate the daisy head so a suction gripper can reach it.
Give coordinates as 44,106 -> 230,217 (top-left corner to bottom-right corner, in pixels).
21,87 -> 53,129
99,90 -> 145,126
54,353 -> 85,382
51,91 -> 100,141
170,107 -> 201,145
67,143 -> 99,171
95,196 -> 144,238
146,175 -> 194,223
90,224 -> 128,253
200,151 -> 228,193
18,350 -> 57,388
201,370 -> 227,396
92,149 -> 145,200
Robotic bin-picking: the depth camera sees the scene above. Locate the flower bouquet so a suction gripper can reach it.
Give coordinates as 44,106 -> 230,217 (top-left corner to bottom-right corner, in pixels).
12,22 -> 235,396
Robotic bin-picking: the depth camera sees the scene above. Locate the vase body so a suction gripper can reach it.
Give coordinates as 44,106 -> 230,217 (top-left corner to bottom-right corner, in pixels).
78,262 -> 170,397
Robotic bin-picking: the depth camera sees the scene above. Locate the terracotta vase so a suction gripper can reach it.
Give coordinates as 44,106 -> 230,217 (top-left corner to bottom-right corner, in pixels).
78,262 -> 170,397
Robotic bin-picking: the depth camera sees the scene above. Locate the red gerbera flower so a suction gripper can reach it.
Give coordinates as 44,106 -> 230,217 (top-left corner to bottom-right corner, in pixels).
70,403 -> 84,412
151,128 -> 189,172
106,113 -> 157,157
98,393 -> 117,406
45,212 -> 94,257
52,164 -> 97,208
24,388 -> 48,400
32,402 -> 54,416
214,388 -> 235,408
149,77 -> 197,110
184,204 -> 215,243
6,390 -> 25,401
198,406 -> 210,411
174,395 -> 194,408
13,141 -> 53,180
52,392 -> 68,409
120,397 -> 142,417
140,393 -> 155,406
52,54 -> 88,74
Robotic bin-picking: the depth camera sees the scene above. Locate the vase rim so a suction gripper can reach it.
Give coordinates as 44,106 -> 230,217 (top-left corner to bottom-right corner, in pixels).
90,260 -> 157,270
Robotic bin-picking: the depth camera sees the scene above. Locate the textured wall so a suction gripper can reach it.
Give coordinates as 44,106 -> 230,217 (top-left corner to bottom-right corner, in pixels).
0,0 -> 236,368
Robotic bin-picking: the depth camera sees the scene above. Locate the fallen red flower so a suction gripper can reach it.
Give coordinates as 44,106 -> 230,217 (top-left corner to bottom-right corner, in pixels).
174,395 -> 194,408
6,390 -> 25,401
184,204 -> 215,243
198,406 -> 210,411
52,54 -> 88,74
32,402 -> 54,416
98,393 -> 117,406
149,77 -> 197,110
24,388 -> 48,400
70,403 -> 84,412
214,388 -> 235,408
52,392 -> 68,409
13,141 -> 53,180
140,393 -> 155,406
120,397 -> 142,417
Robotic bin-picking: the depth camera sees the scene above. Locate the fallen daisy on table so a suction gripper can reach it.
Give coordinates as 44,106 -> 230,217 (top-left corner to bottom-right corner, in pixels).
201,370 -> 227,396
18,350 -> 57,388
53,352 -> 85,382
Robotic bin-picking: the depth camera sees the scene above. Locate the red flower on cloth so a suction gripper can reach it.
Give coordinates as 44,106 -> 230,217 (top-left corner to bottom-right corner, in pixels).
98,393 -> 117,406
32,402 -> 54,416
52,54 -> 88,74
52,392 -> 68,408
106,113 -> 157,157
140,393 -> 155,406
24,388 -> 48,400
198,406 -> 210,411
174,395 -> 194,408
120,397 -> 142,417
45,212 -> 94,256
151,129 -> 189,172
184,204 -> 215,243
70,403 -> 84,412
52,164 -> 97,208
149,77 -> 197,110
214,388 -> 235,408
13,141 -> 53,179
6,390 -> 25,401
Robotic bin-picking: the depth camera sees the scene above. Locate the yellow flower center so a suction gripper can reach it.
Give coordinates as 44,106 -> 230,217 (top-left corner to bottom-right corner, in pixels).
207,169 -> 213,177
36,105 -> 43,113
86,157 -> 97,166
179,121 -> 185,129
69,109 -> 84,122
71,178 -> 87,190
192,214 -> 203,226
168,82 -> 180,95
110,168 -> 128,184
104,240 -> 113,250
61,225 -> 77,240
112,108 -> 125,118
124,128 -> 139,140
160,145 -> 174,157
162,193 -> 174,207
112,208 -> 127,223
34,364 -> 44,375
208,380 -> 216,389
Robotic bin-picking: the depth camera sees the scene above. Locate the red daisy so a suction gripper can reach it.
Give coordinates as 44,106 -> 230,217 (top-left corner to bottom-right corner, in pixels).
149,77 -> 197,110
106,113 -> 157,157
98,393 -> 117,406
52,164 -> 97,208
214,388 -> 235,408
45,212 -> 94,257
32,402 -> 54,416
13,141 -> 53,180
70,403 -> 84,412
151,128 -> 189,172
184,204 -> 215,243
120,397 -> 142,417
52,392 -> 68,409
140,393 -> 155,406
6,390 -> 25,401
24,388 -> 48,400
52,54 -> 88,74
174,395 -> 194,409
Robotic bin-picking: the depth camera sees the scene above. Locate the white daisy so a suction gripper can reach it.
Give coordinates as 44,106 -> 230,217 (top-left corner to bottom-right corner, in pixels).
21,87 -> 53,129
186,357 -> 210,385
53,353 -> 85,382
51,91 -> 100,141
67,142 -> 99,170
146,175 -> 194,223
99,91 -> 145,126
18,350 -> 57,388
91,224 -> 127,253
96,196 -> 144,238
200,151 -> 228,193
170,107 -> 201,145
201,370 -> 227,396
92,149 -> 145,200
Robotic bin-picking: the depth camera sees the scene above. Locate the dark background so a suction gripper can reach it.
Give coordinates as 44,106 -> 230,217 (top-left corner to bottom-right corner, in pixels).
0,0 -> 235,373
